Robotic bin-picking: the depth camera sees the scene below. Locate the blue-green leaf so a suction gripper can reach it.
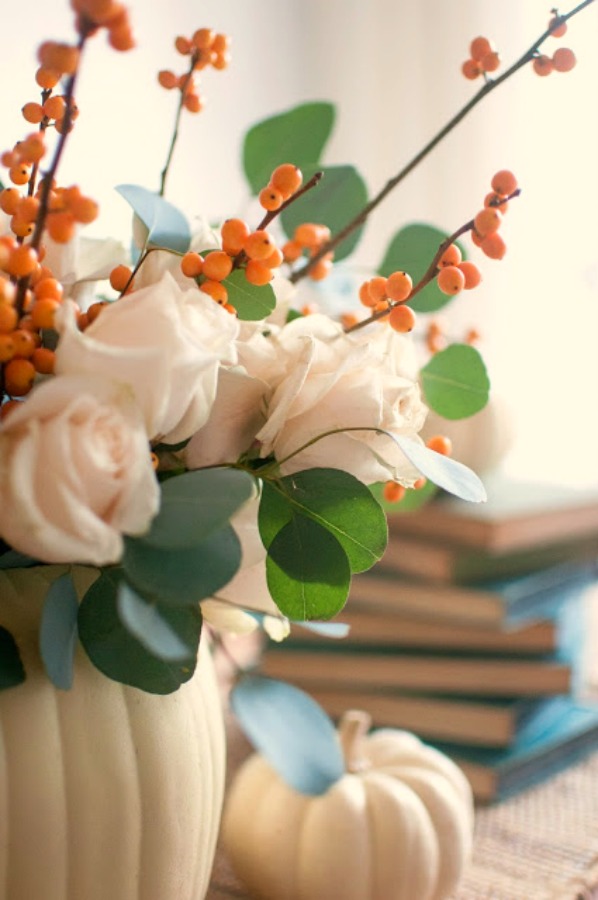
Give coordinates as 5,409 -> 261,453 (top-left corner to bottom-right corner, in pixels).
261,469 -> 387,573
141,468 -> 256,550
378,223 -> 467,313
78,569 -> 200,694
295,621 -> 350,638
123,524 -> 242,605
243,102 -> 335,195
392,435 -> 487,503
0,627 -> 25,690
117,582 -> 196,662
116,184 -> 191,253
223,268 -> 276,321
39,573 -> 79,690
280,164 -> 368,261
421,343 -> 490,419
0,550 -> 39,569
266,515 -> 350,620
231,675 -> 344,795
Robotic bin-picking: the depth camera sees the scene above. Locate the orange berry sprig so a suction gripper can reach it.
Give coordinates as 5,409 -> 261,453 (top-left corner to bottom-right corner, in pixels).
158,28 -> 231,197
289,1 -> 593,287
532,8 -> 577,75
461,36 -> 501,81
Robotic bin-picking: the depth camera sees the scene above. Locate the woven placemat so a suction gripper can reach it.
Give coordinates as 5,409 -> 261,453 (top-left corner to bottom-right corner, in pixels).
208,719 -> 598,900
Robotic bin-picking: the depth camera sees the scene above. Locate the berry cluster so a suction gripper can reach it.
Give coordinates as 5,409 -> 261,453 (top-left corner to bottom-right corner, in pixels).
358,271 -> 416,332
258,163 -> 302,212
436,244 -> 482,296
461,36 -> 501,80
282,222 -> 334,282
0,182 -> 97,243
533,14 -> 576,76
158,29 -> 231,113
470,169 -> 518,261
71,0 -> 135,50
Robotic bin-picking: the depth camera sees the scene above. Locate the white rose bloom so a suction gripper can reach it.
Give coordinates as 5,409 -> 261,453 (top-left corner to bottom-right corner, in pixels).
54,271 -> 239,445
0,375 -> 159,565
257,314 -> 428,485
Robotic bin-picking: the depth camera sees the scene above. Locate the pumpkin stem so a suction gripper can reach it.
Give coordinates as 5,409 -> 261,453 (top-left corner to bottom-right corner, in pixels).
338,709 -> 372,773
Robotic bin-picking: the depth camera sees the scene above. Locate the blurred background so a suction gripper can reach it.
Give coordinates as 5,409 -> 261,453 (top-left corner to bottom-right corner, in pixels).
2,0 -> 597,486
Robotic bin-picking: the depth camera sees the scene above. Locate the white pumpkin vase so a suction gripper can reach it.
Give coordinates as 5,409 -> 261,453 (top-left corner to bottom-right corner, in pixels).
0,565 -> 225,900
223,709 -> 474,900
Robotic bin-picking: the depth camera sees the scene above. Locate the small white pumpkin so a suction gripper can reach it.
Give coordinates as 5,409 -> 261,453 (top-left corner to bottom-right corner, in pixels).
222,709 -> 474,900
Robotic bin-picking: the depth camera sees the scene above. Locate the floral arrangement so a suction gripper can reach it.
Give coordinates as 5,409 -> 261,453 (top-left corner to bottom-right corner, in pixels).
0,0 -> 592,697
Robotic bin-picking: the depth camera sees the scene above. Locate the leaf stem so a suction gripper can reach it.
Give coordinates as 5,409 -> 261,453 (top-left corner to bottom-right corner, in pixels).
290,0 -> 595,284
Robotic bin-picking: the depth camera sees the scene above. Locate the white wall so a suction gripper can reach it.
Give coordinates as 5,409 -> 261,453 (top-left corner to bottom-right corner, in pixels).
3,0 -> 598,485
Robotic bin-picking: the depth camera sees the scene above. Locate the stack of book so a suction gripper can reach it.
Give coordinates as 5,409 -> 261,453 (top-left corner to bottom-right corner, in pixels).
258,474 -> 598,802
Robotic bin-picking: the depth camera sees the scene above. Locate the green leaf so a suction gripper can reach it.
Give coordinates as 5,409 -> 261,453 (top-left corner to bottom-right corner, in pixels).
0,550 -> 39,569
117,582 -> 197,662
262,469 -> 387,573
378,223 -> 467,313
231,675 -> 344,795
421,343 -> 490,419
123,524 -> 242,605
258,480 -> 293,550
243,102 -> 335,195
223,268 -> 276,321
0,627 -> 25,690
141,468 -> 256,550
391,435 -> 487,503
280,164 -> 368,261
266,515 -> 350,620
115,184 -> 191,253
39,573 -> 79,690
78,569 -> 200,694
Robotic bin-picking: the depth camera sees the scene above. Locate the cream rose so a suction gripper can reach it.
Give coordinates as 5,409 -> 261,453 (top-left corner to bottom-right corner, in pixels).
256,314 -> 428,485
54,271 -> 239,444
0,375 -> 159,565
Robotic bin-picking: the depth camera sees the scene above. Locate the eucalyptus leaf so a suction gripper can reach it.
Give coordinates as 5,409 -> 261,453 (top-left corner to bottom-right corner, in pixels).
0,626 -> 25,690
78,569 -> 199,694
421,344 -> 490,419
116,184 -> 191,253
258,480 -> 293,550
0,550 -> 39,569
117,582 -> 197,661
243,102 -> 335,195
141,468 -> 256,550
295,620 -> 351,639
392,435 -> 487,503
39,573 -> 79,690
223,268 -> 276,321
280,164 -> 367,261
123,524 -> 242,605
378,223 -> 467,313
263,469 -> 387,573
231,675 -> 344,795
266,515 -> 350,620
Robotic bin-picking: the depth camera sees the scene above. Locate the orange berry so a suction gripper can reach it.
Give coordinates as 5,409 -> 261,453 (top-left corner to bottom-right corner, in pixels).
259,185 -> 284,212
21,102 -> 44,124
244,230 -> 275,261
340,312 -> 359,329
8,165 -> 31,187
180,252 -> 204,278
294,222 -> 328,248
158,69 -> 178,89
46,211 -> 76,243
413,477 -> 427,490
30,298 -> 59,330
222,303 -> 237,315
245,259 -> 273,286
109,264 -> 133,292
4,358 -> 36,397
221,218 -> 249,255
12,329 -> 38,358
426,435 -> 453,456
383,481 -> 406,504
37,42 -> 79,76
15,196 -> 40,223
309,259 -> 333,281
0,189 -> 21,216
437,265 -> 465,295
484,192 -> 508,213
470,229 -> 483,248
282,239 -> 303,263
192,28 -> 215,50
457,261 -> 482,290
212,33 -> 231,53
34,277 -> 63,301
552,47 -> 576,72
480,232 -> 507,260
10,217 -> 34,239
42,95 -> 67,120
271,164 -> 303,199
473,206 -> 502,237
18,134 -> 46,165
31,346 -> 55,375
202,250 -> 233,282
264,247 -> 284,269
108,24 -> 135,51
461,59 -> 482,80
491,169 -> 518,197
358,280 -> 378,308
0,278 -> 16,305
367,276 -> 388,305
0,334 -> 15,363
386,270 -> 413,303
0,305 -> 18,334
183,92 -> 204,114
6,245 -> 38,278
533,55 -> 554,76
211,51 -> 231,71
549,14 -> 567,38
465,328 -> 482,345
70,194 -> 99,224
470,37 -> 493,62
438,243 -> 462,268
200,280 -> 228,304
35,67 -> 61,90
481,51 -> 500,73
388,304 -> 416,333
